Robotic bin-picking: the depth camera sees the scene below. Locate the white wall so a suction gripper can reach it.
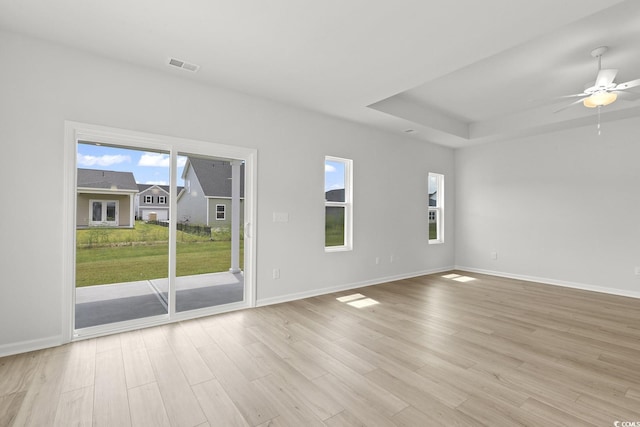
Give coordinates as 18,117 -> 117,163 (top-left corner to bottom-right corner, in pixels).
0,30 -> 455,354
455,117 -> 640,296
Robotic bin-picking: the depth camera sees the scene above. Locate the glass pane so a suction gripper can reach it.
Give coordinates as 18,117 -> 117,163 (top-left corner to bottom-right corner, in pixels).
325,206 -> 345,247
75,143 -> 169,328
106,202 -> 116,221
429,174 -> 438,207
325,160 -> 345,202
429,209 -> 438,240
175,154 -> 244,312
92,201 -> 102,222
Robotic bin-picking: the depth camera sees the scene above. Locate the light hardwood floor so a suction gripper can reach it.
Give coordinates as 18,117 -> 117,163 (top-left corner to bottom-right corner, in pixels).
2,271 -> 640,426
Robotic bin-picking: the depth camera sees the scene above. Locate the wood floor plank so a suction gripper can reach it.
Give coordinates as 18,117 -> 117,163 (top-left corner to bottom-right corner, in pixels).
198,343 -> 279,426
12,351 -> 69,427
95,333 -> 122,354
192,379 -> 250,427
121,330 -> 156,390
0,352 -> 41,397
60,339 -> 96,394
128,382 -> 171,427
93,348 -> 131,427
205,322 -> 271,381
0,391 -> 26,427
253,375 -> 326,427
246,341 -> 344,421
147,346 -> 207,427
312,373 -> 398,427
53,385 -> 93,427
161,323 -> 214,386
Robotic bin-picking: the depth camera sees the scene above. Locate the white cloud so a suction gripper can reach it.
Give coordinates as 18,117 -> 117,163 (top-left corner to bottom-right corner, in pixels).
139,153 -> 188,167
325,164 -> 336,173
139,153 -> 170,167
78,153 -> 131,167
327,183 -> 343,190
145,180 -> 168,185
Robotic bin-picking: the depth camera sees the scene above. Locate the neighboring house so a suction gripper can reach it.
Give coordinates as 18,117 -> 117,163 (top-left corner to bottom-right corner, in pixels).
77,168 -> 138,228
429,191 -> 437,222
325,188 -> 345,202
135,184 -> 183,221
177,157 -> 244,227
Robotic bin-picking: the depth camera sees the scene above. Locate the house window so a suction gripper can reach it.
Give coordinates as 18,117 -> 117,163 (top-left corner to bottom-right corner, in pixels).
158,196 -> 166,204
325,156 -> 352,251
216,204 -> 226,220
144,195 -> 153,203
428,173 -> 444,243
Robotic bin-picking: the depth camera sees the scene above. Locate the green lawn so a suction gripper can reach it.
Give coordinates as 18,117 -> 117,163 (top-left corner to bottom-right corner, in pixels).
429,222 -> 437,240
76,222 -> 242,287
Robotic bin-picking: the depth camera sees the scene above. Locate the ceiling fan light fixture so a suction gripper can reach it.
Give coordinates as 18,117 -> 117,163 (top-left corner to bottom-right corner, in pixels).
583,91 -> 617,108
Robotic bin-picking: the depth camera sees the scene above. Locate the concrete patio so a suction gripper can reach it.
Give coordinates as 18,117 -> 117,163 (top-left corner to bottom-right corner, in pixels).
75,272 -> 244,328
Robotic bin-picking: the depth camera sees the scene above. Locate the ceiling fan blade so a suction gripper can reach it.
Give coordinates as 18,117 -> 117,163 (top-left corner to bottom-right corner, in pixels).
553,96 -> 588,113
556,93 -> 588,99
595,69 -> 618,87
615,78 -> 640,90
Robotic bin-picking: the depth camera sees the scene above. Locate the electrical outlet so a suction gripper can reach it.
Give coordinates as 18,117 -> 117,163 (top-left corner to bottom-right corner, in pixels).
491,251 -> 498,260
375,257 -> 380,265
273,268 -> 280,279
390,254 -> 394,263
635,267 -> 640,276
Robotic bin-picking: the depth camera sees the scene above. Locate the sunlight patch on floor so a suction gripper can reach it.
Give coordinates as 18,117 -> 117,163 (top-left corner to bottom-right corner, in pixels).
336,293 -> 379,308
442,273 -> 476,282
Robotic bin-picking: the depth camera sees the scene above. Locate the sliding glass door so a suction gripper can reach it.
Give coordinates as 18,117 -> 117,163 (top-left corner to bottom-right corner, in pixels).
67,123 -> 256,338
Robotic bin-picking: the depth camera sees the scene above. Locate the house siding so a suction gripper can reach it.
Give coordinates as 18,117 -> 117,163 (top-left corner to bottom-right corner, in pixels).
177,166 -> 208,225
207,198 -> 245,228
77,193 -> 133,227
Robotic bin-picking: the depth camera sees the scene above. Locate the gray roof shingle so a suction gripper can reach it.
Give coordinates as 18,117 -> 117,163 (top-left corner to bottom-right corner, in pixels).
77,168 -> 138,191
188,158 -> 245,198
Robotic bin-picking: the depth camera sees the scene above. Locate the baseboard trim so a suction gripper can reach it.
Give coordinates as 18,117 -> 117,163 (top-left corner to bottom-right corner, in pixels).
0,335 -> 64,358
455,266 -> 640,300
256,266 -> 455,307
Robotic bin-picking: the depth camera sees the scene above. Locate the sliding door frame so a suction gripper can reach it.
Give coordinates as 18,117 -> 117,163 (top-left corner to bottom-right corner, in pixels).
62,121 -> 257,342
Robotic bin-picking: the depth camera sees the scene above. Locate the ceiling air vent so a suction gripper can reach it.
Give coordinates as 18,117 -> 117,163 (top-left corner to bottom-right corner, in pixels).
168,57 -> 200,73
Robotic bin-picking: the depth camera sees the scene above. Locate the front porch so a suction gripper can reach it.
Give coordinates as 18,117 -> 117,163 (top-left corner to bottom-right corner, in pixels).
75,272 -> 244,329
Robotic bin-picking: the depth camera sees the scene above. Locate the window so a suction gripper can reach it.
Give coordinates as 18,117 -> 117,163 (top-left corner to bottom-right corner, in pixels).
89,200 -> 119,226
325,156 -> 352,251
158,196 -> 166,204
428,173 -> 444,243
144,195 -> 153,203
216,204 -> 226,220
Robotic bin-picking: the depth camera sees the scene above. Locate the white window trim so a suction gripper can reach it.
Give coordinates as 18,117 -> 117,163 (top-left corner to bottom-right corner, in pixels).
215,204 -> 226,220
158,196 -> 166,204
428,172 -> 444,244
144,195 -> 153,203
325,155 -> 353,252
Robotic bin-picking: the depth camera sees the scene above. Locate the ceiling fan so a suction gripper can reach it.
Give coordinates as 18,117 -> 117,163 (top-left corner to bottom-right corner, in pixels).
555,46 -> 640,112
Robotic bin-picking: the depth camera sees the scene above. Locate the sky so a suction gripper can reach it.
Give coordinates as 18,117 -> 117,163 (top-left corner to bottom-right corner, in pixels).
77,143 -> 186,186
325,160 -> 345,192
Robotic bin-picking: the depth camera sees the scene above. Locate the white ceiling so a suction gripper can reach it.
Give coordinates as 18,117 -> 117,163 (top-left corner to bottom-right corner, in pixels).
1,0 -> 639,147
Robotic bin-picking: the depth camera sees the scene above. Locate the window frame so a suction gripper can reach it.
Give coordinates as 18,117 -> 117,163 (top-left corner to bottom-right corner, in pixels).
215,203 -> 226,220
144,195 -> 153,204
158,195 -> 166,204
428,172 -> 444,244
324,155 -> 353,252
